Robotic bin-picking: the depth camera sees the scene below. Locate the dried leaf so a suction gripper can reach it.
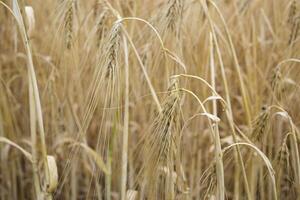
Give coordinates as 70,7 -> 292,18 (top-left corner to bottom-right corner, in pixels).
46,155 -> 58,193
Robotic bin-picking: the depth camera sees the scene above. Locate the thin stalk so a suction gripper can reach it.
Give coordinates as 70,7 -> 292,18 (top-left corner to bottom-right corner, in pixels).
4,0 -> 50,194
212,24 -> 252,200
209,33 -> 225,200
29,71 -> 42,199
120,35 -> 129,200
201,1 -> 252,198
290,123 -> 300,191
106,148 -> 112,200
206,0 -> 252,126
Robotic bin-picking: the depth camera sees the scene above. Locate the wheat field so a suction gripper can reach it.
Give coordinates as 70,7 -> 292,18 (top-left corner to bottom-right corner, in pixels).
0,0 -> 300,199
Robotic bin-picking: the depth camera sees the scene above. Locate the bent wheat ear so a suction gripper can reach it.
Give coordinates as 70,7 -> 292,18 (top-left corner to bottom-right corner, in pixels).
277,142 -> 290,169
251,107 -> 270,142
270,67 -> 283,101
165,0 -> 183,33
199,164 -> 217,200
64,0 -> 73,49
96,7 -> 109,48
273,135 -> 294,199
141,77 -> 181,199
104,22 -> 121,78
126,190 -> 138,200
289,17 -> 300,45
288,0 -> 297,25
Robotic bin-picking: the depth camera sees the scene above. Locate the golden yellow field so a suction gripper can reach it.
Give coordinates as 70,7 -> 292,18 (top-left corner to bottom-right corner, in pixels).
1,0 -> 300,199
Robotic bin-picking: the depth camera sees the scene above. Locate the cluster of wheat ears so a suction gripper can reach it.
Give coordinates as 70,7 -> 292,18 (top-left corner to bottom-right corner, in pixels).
0,0 -> 300,199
